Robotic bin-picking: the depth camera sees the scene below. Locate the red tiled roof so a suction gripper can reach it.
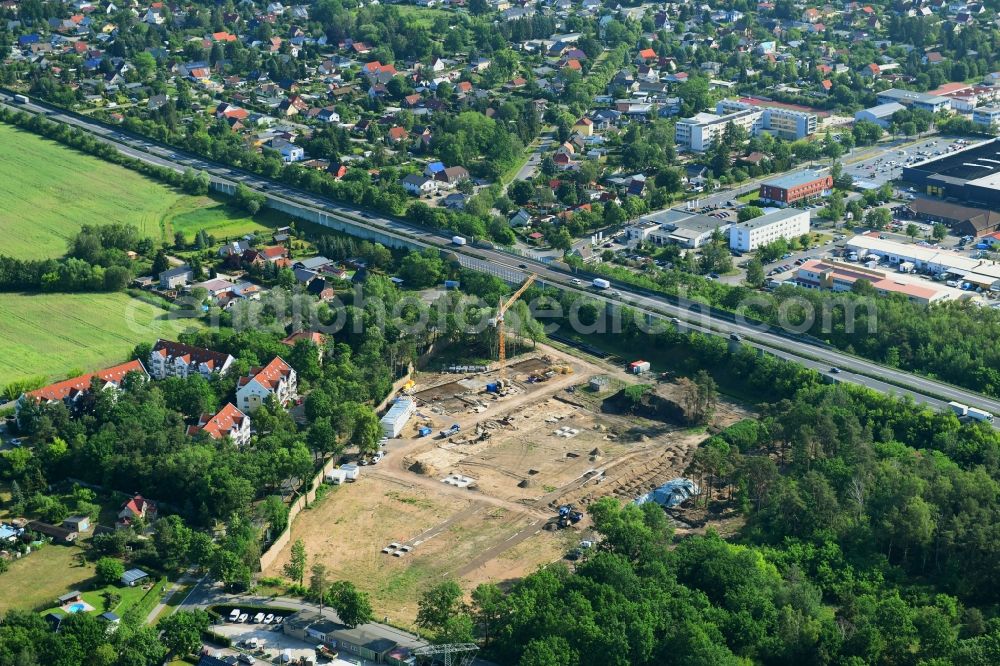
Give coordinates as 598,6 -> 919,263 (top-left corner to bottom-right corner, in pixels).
282,331 -> 325,347
26,360 -> 146,403
239,357 -> 293,391
152,339 -> 232,370
121,494 -> 155,517
190,403 -> 247,440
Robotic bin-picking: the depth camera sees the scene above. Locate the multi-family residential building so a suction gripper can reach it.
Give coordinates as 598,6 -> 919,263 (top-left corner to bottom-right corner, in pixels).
674,108 -> 763,152
187,403 -> 251,446
675,100 -> 817,151
148,339 -> 235,380
729,209 -> 811,252
235,357 -> 297,413
16,360 -> 148,422
715,100 -> 817,140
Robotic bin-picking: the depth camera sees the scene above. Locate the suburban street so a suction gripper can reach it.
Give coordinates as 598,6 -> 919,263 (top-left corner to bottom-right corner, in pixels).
5,91 -> 999,420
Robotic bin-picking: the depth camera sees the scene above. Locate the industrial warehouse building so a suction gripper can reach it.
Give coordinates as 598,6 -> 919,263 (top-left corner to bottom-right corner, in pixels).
729,209 -> 811,252
876,88 -> 952,113
854,102 -> 906,128
901,139 -> 1000,210
900,199 -> 1000,238
795,258 -> 961,304
758,169 -> 833,206
845,235 -> 1000,291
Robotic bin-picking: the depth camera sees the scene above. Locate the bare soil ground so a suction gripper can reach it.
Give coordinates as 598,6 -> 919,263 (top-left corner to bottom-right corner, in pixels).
265,343 -> 753,626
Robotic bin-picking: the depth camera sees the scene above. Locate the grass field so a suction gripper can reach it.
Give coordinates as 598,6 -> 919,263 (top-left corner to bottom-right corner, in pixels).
0,291 -> 207,384
0,543 -> 94,613
0,124 -> 276,258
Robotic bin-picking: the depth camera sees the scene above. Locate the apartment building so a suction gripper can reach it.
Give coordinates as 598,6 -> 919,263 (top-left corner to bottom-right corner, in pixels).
729,209 -> 810,252
148,339 -> 235,380
235,357 -> 297,413
674,108 -> 763,152
972,105 -> 1000,128
716,99 -> 817,140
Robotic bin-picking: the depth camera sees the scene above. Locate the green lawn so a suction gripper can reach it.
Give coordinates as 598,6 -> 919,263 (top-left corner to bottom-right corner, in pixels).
0,123 -> 276,258
40,580 -> 150,618
0,543 -> 94,614
0,291 -> 207,384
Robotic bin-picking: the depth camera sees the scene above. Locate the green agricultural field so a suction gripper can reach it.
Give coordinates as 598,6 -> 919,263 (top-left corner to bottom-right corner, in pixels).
0,124 -> 276,259
0,291 -> 207,385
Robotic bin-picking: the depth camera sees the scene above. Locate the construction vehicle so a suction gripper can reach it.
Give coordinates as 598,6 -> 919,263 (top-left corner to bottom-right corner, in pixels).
492,274 -> 537,390
439,423 -> 461,438
556,504 -> 584,528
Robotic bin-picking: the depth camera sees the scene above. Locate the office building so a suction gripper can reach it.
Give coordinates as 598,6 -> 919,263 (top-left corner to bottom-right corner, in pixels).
875,88 -> 952,113
729,209 -> 810,252
758,170 -> 833,206
902,139 -> 1000,208
716,99 -> 817,140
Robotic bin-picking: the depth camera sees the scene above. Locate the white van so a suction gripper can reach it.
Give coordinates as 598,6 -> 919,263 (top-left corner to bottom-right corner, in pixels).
229,609 -> 240,622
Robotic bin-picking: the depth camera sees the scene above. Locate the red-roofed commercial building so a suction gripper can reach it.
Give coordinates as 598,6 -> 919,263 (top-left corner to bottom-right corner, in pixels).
187,403 -> 251,446
236,357 -> 297,413
795,258 -> 952,305
17,360 -> 148,420
148,339 -> 234,380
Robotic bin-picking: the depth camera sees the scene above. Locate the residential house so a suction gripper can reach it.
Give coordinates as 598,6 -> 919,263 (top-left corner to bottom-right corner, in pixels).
236,357 -> 297,413
148,339 -> 235,380
159,264 -> 193,289
187,403 -> 251,446
401,174 -> 438,195
271,138 -> 304,162
116,494 -> 157,529
434,166 -> 469,188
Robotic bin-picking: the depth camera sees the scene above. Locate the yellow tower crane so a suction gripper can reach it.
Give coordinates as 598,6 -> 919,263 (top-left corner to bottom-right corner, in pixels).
495,273 -> 537,384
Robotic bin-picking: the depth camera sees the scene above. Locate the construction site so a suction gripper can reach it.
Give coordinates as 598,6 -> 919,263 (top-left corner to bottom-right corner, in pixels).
266,276 -> 752,625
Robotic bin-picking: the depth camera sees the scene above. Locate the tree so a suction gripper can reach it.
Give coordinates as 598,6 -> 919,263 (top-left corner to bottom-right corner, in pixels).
507,180 -> 534,206
309,563 -> 329,614
189,532 -> 216,570
865,208 -> 892,230
744,257 -> 765,288
284,538 -> 307,585
932,223 -> 947,241
153,515 -> 192,570
158,610 -> 210,657
471,583 -> 506,646
328,580 -> 374,628
95,557 -> 125,586
416,580 -> 464,633
151,250 -> 170,277
906,223 -> 919,241
738,206 -> 764,223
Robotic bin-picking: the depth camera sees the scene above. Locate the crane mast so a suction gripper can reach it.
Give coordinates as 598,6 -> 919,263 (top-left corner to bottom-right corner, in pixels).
496,274 -> 537,384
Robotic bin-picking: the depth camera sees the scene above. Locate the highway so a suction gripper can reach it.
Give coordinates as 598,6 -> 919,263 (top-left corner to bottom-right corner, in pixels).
4,92 -> 999,421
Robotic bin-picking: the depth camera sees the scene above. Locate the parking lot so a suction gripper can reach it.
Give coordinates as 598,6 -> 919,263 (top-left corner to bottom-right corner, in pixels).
844,136 -> 969,189
210,622 -> 377,666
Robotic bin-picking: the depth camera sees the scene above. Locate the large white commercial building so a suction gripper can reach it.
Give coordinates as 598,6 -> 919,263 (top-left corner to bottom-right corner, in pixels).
627,209 -> 732,248
795,258 -> 963,305
845,234 -> 1000,290
729,209 -> 810,252
854,102 -> 906,129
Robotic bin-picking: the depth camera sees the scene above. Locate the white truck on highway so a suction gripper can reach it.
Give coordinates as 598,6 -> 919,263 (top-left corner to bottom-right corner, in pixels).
13,94 -> 28,104
592,278 -> 610,289
949,402 -> 969,417
451,235 -> 467,246
967,407 -> 994,423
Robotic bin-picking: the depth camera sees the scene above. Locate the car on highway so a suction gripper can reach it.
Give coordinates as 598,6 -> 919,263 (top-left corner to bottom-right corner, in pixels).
518,263 -> 527,269
829,367 -> 841,374
571,278 -> 582,285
